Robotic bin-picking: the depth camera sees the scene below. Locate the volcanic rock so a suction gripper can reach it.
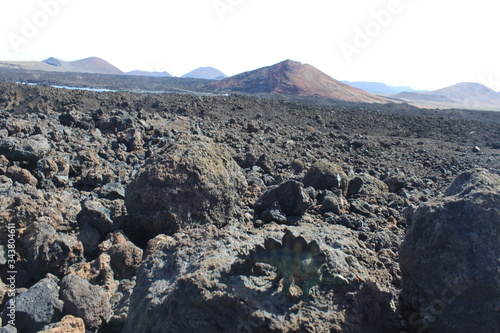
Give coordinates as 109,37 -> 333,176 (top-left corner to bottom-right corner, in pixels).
77,199 -> 116,235
254,180 -> 313,223
39,315 -> 85,333
303,160 -> 349,195
37,154 -> 70,180
348,174 -> 389,197
320,190 -> 350,215
22,222 -> 84,281
5,166 -> 37,186
59,274 -> 112,330
399,168 -> 500,332
0,135 -> 50,162
67,253 -> 117,296
123,224 -> 398,333
124,134 -> 247,241
0,185 -> 81,240
101,231 -> 143,280
1,276 -> 64,333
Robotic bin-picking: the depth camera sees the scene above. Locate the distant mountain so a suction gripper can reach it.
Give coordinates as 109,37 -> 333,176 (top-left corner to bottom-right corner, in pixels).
0,57 -> 123,75
181,67 -> 227,80
126,70 -> 172,77
208,60 -> 391,103
394,82 -> 500,111
342,81 -> 417,94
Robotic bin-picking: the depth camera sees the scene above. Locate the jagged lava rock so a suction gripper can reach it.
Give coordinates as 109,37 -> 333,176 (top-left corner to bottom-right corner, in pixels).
348,173 -> 389,197
39,315 -> 85,333
0,184 -> 81,244
100,231 -> 143,280
123,224 -> 398,333
253,180 -> 313,223
5,166 -> 37,186
59,274 -> 112,330
124,134 -> 247,240
1,275 -> 64,333
303,160 -> 348,195
399,168 -> 500,332
0,135 -> 50,162
22,222 -> 84,281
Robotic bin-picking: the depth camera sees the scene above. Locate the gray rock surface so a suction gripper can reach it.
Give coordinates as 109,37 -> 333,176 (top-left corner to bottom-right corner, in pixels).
254,180 -> 313,223
123,224 -> 398,333
303,160 -> 349,195
22,222 -> 84,281
348,173 -> 389,197
399,168 -> 500,332
125,134 -> 247,240
59,274 -> 112,330
1,276 -> 63,333
0,135 -> 50,161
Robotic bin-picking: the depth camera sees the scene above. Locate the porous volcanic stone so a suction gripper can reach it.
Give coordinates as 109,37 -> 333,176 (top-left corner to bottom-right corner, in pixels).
348,174 -> 389,197
399,168 -> 500,333
123,224 -> 398,333
22,222 -> 84,281
124,134 -> 247,240
1,276 -> 64,333
0,135 -> 50,161
39,315 -> 85,333
303,160 -> 348,195
59,274 -> 111,330
254,180 -> 313,222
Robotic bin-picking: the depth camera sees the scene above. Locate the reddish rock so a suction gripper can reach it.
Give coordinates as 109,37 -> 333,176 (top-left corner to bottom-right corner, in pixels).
39,315 -> 85,333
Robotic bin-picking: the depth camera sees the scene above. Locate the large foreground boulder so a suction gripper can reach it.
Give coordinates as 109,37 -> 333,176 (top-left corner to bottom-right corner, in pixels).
399,168 -> 500,332
123,224 -> 399,333
124,135 -> 247,240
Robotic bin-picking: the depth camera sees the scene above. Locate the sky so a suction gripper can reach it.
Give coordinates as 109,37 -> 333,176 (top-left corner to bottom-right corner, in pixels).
0,0 -> 499,91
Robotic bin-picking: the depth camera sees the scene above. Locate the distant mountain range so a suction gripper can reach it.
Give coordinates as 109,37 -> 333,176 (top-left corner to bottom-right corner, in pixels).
182,67 -> 227,80
0,56 -> 499,110
208,60 -> 391,103
126,70 -> 172,77
342,81 -> 418,94
393,82 -> 500,111
0,57 -> 124,75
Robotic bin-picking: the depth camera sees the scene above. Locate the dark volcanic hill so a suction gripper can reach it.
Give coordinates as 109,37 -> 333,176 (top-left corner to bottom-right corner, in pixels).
394,82 -> 500,111
208,60 -> 391,103
182,67 -> 227,80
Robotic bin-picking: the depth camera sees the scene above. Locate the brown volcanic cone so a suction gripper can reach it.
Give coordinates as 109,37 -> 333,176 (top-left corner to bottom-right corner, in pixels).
209,60 -> 391,103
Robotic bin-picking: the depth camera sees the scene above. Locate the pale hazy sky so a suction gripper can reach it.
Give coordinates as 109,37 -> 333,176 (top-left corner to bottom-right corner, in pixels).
0,0 -> 499,91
